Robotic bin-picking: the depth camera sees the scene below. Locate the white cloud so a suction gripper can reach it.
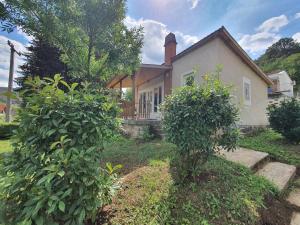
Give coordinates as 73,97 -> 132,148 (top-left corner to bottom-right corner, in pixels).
187,0 -> 200,9
292,32 -> 300,43
17,28 -> 33,42
257,15 -> 289,32
295,12 -> 300,19
239,32 -> 280,55
238,15 -> 290,57
0,36 -> 27,87
125,16 -> 199,64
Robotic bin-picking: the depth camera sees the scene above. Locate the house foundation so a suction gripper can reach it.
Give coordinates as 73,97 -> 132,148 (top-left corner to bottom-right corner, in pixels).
121,119 -> 162,138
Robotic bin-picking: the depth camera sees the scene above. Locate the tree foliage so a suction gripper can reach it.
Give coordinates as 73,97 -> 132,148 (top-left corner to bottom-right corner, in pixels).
259,38 -> 300,60
2,0 -> 143,83
18,36 -> 69,89
162,69 -> 239,180
268,98 -> 300,143
0,75 -> 121,225
256,38 -> 300,91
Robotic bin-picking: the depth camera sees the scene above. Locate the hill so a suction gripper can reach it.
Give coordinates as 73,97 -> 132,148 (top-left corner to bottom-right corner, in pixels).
255,38 -> 300,92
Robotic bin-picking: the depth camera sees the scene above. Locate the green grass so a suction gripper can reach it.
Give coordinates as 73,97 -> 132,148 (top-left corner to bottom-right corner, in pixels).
0,139 -> 12,153
101,138 -> 277,225
239,129 -> 300,166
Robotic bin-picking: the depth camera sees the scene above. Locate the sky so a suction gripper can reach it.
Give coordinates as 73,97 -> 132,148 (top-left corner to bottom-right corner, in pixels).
0,0 -> 300,87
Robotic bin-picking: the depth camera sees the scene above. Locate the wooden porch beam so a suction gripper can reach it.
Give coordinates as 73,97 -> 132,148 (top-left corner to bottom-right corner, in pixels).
131,73 -> 136,106
110,75 -> 128,88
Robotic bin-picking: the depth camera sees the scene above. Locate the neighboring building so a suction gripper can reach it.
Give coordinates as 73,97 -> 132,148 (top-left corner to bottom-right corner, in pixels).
108,26 -> 273,129
267,71 -> 295,99
267,71 -> 295,105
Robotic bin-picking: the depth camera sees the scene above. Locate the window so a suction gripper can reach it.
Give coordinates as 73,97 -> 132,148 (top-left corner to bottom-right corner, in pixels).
243,77 -> 251,105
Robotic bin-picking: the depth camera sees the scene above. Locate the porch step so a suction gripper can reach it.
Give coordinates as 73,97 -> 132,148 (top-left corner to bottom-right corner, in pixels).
256,162 -> 296,191
286,188 -> 300,211
290,212 -> 300,225
219,147 -> 269,169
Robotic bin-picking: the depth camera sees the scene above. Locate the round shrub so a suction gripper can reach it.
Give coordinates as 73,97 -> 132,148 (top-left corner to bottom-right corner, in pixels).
162,72 -> 239,179
0,75 -> 120,225
268,98 -> 300,143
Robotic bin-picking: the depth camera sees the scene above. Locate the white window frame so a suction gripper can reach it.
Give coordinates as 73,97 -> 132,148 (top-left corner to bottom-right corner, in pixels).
243,77 -> 251,106
181,70 -> 194,86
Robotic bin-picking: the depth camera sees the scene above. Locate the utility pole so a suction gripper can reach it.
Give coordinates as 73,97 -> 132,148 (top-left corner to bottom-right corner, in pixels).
5,40 -> 21,122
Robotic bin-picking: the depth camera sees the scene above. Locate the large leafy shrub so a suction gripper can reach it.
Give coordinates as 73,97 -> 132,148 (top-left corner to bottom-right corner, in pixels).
268,98 -> 300,143
162,69 -> 239,179
0,75 -> 120,225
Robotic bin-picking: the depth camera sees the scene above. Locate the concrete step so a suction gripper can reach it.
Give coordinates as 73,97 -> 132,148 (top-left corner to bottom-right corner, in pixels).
219,147 -> 269,169
290,212 -> 300,225
286,188 -> 300,210
256,162 -> 296,191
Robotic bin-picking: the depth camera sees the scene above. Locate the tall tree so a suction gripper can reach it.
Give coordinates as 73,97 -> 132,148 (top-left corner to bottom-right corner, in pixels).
18,37 -> 69,87
2,0 -> 143,84
256,38 -> 300,64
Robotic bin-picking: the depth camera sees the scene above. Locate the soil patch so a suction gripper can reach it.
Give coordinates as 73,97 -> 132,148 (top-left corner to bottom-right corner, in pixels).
259,195 -> 293,225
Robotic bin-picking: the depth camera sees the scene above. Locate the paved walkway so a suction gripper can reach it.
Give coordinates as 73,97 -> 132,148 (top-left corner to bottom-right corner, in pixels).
219,147 -> 298,225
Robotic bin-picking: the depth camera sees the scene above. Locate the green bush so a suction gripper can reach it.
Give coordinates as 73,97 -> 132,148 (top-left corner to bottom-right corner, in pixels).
0,122 -> 18,139
162,69 -> 239,180
268,98 -> 300,143
0,75 -> 120,225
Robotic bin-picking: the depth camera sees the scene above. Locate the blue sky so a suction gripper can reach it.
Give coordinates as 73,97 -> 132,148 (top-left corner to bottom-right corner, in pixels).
0,0 -> 300,87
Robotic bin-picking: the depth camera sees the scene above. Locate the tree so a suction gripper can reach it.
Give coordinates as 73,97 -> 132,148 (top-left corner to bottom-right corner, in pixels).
2,0 -> 143,84
162,68 -> 239,181
257,38 -> 300,62
268,98 -> 300,143
122,88 -> 133,102
17,36 -> 69,89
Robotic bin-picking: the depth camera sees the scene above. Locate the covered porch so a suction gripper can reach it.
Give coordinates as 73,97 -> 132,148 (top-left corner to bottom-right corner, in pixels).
107,64 -> 172,120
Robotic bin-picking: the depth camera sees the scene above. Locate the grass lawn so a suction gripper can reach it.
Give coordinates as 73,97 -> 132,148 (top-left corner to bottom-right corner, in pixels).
239,129 -> 300,166
100,138 -> 277,225
0,139 -> 12,154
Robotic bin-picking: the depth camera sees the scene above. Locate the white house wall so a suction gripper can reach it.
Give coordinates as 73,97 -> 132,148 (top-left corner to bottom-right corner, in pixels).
268,71 -> 294,97
172,37 -> 269,126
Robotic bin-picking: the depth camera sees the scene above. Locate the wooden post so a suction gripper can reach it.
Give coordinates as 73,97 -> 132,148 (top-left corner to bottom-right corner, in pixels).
119,79 -> 123,98
6,41 -> 20,123
131,73 -> 136,117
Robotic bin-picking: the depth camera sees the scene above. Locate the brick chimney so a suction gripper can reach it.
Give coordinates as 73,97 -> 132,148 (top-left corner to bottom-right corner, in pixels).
164,32 -> 177,65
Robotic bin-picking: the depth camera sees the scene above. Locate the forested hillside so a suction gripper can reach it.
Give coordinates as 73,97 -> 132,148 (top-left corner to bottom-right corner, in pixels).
255,38 -> 300,91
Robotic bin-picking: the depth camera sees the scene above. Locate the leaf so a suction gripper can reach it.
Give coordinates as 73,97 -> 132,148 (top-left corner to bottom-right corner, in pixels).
79,209 -> 86,223
35,216 -> 44,225
106,162 -> 113,174
50,141 -> 60,150
113,164 -> 123,171
57,171 -> 65,177
70,83 -> 78,91
58,201 -> 65,212
60,80 -> 71,90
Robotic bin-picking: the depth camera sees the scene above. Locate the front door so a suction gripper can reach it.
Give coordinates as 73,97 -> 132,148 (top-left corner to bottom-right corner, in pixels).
139,91 -> 152,118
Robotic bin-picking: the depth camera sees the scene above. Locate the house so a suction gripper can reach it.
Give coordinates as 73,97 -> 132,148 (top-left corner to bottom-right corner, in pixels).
107,26 -> 273,136
267,71 -> 295,102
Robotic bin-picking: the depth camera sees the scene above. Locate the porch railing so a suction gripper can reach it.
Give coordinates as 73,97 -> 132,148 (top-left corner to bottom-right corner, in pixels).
119,101 -> 151,119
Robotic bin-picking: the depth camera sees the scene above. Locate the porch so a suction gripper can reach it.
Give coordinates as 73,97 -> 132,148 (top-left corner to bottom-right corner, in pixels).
107,64 -> 172,120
